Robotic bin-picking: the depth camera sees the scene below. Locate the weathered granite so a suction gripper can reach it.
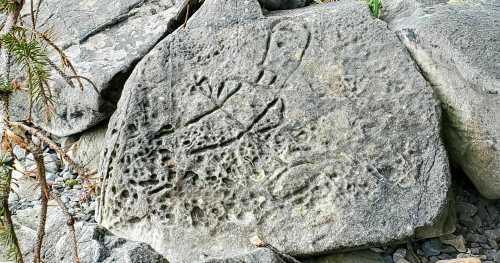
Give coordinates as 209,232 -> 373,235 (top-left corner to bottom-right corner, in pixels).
97,0 -> 450,262
12,0 -> 195,137
203,248 -> 285,263
9,205 -> 168,263
387,0 -> 500,198
306,250 -> 386,263
67,123 -> 108,172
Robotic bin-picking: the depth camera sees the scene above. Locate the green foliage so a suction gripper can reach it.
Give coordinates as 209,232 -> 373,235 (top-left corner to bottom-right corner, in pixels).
0,78 -> 14,95
0,153 -> 13,195
0,0 -> 19,13
65,179 -> 80,187
368,0 -> 382,18
0,225 -> 22,262
0,31 -> 54,109
0,153 -> 21,263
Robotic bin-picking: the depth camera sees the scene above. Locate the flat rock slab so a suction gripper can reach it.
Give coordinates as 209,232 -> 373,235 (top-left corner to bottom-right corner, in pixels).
388,1 -> 500,198
98,0 -> 450,262
12,0 -> 190,136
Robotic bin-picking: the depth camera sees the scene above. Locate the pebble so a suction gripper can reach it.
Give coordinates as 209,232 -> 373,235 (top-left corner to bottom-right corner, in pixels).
456,202 -> 478,219
393,248 -> 407,262
422,239 -> 443,257
13,145 -> 26,160
435,258 -> 480,263
495,250 -> 500,262
441,234 -> 467,253
46,172 -> 57,183
62,171 -> 76,180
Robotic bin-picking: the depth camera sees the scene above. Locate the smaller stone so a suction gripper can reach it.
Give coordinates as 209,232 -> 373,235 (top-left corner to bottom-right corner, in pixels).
422,239 -> 443,257
470,247 -> 480,255
435,258 -> 481,263
471,215 -> 483,230
438,254 -> 452,260
310,250 -> 386,263
466,233 -> 487,244
440,234 -> 467,253
478,205 -> 493,225
13,145 -> 26,160
42,152 -> 60,173
495,251 -> 500,262
485,250 -> 496,260
60,195 -> 70,204
486,205 -> 498,222
370,247 -> 385,253
485,229 -> 500,241
487,238 -> 498,249
456,202 -> 478,220
393,248 -> 407,262
61,171 -> 76,180
46,172 -> 58,182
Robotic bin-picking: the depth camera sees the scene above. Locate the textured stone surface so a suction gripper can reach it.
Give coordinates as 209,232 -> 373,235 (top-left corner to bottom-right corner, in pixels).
381,0 -> 447,22
12,0 -> 190,137
387,1 -> 500,198
203,248 -> 285,263
7,205 -> 167,263
306,250 -> 386,263
97,0 -> 450,262
68,123 -> 108,172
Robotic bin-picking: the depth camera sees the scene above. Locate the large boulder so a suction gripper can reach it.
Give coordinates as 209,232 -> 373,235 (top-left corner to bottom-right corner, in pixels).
385,1 -> 500,198
7,205 -> 168,263
10,0 -> 194,137
97,0 -> 450,262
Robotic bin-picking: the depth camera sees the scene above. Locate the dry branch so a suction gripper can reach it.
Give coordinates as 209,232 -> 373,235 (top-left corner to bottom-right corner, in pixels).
49,191 -> 80,263
8,121 -> 96,178
32,146 -> 48,263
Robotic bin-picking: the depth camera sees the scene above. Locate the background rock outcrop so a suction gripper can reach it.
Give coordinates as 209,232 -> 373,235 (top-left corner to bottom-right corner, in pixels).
10,0 -> 195,137
385,0 -> 500,199
97,0 -> 450,261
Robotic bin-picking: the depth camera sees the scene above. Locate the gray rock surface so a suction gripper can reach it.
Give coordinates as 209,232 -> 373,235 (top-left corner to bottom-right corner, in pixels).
203,248 -> 285,263
11,0 -> 192,137
67,123 -> 108,172
11,205 -> 167,263
380,171 -> 500,262
97,0 -> 450,262
305,250 -> 386,263
386,1 -> 500,198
